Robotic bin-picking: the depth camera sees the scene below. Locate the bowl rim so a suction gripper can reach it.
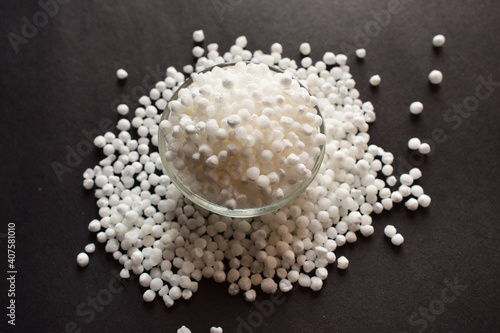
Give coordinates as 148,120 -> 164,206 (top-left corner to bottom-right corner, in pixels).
158,61 -> 326,218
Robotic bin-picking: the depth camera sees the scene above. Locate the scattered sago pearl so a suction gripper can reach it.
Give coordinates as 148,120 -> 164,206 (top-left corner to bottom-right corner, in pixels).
235,36 -> 248,48
337,256 -> 349,270
192,46 -> 204,58
355,48 -> 366,59
409,167 -> 422,180
77,252 -> 89,267
177,326 -> 191,333
391,233 -> 404,246
244,290 -> 256,302
400,174 -> 414,186
360,225 -> 374,237
271,42 -> 283,53
419,143 -> 431,154
192,29 -> 205,42
386,175 -> 397,187
85,243 -> 96,253
410,101 -> 423,115
369,74 -> 381,86
408,137 -> 421,150
432,34 -> 445,47
117,104 -> 129,116
301,57 -> 313,68
418,194 -> 432,208
405,198 -> 419,211
116,68 -> 128,79
310,277 -> 323,291
323,52 -> 336,65
428,70 -> 443,84
299,42 -> 311,55
411,185 -> 424,197
183,65 -> 193,74
393,193 -> 404,204
384,225 -> 397,238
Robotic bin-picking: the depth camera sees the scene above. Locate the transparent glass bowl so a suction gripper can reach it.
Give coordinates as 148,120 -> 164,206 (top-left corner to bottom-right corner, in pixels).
159,62 -> 325,218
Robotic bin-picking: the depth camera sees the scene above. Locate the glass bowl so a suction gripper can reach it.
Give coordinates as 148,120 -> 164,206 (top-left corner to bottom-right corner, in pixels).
159,62 -> 325,218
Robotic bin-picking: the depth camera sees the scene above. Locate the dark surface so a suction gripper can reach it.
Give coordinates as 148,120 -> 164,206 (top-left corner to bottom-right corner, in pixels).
1,1 -> 499,332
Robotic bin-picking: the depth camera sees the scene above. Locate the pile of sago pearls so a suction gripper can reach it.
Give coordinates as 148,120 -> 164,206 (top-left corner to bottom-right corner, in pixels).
78,30 -> 436,309
162,62 -> 324,209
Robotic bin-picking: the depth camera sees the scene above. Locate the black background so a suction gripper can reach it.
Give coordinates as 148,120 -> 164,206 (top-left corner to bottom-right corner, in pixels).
1,1 -> 499,332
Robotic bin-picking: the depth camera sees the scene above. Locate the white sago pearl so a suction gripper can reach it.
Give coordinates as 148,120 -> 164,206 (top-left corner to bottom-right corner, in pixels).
360,225 -> 374,237
149,278 -> 163,291
77,252 -> 89,267
244,289 -> 256,302
405,198 -> 419,211
381,198 -> 393,211
138,96 -> 151,106
256,175 -> 270,188
408,137 -> 421,150
149,88 -> 160,100
177,326 -> 191,333
279,279 -> 293,292
355,48 -> 366,59
409,168 -> 422,180
83,179 -> 94,190
169,286 -> 182,300
428,70 -> 443,84
419,143 -> 431,154
116,68 -> 128,79
298,273 -> 311,287
192,29 -> 205,42
323,52 -> 336,65
271,43 -> 283,53
143,289 -> 156,302
210,327 -> 223,333
301,57 -> 313,68
163,295 -> 174,308
139,273 -> 152,287
337,256 -> 349,270
117,119 -> 131,131
120,269 -> 130,279
183,65 -> 193,74
399,185 -> 412,197
316,267 -> 328,280
85,243 -> 96,254
418,194 -> 431,208
246,167 -> 260,181
382,164 -> 393,176
384,225 -> 397,238
299,42 -> 311,55
409,101 -> 423,115
88,219 -> 101,232
432,34 -> 445,47
386,175 -> 397,187
261,278 -> 278,293
192,46 -> 204,58
117,104 -> 129,115
310,277 -> 323,291
391,233 -> 404,246
411,185 -> 424,197
369,75 -> 381,86
235,36 -> 248,48
336,54 -> 347,66
400,174 -> 414,186
94,136 -> 106,148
